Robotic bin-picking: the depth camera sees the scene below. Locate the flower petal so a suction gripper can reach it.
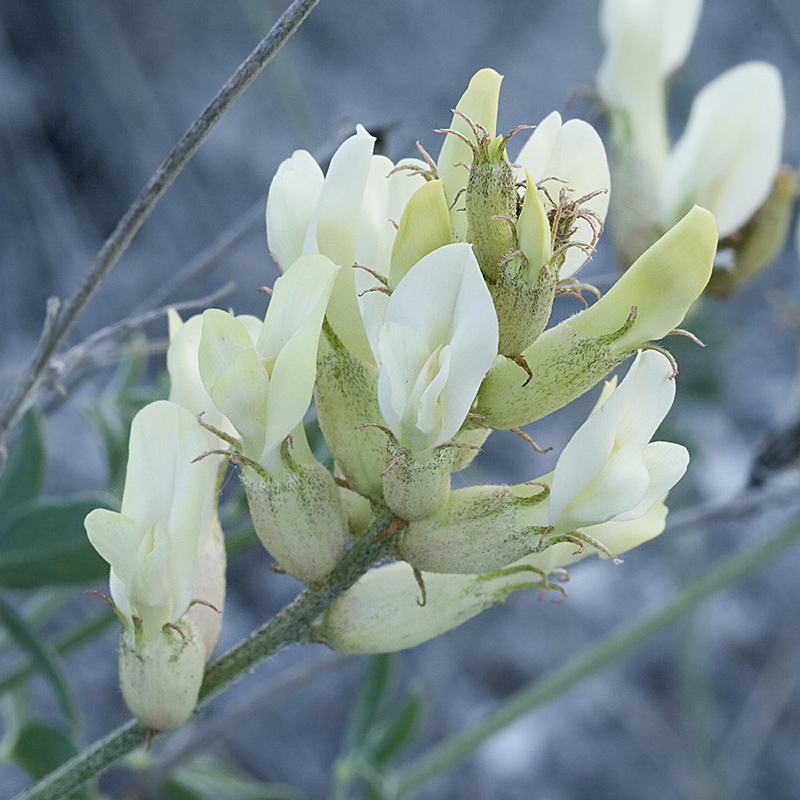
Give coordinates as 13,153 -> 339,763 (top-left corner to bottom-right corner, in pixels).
557,440 -> 650,527
437,68 -> 503,240
549,378 -> 626,522
259,254 -> 339,457
265,149 -> 324,270
199,310 -> 270,457
613,350 -> 676,446
380,243 -> 498,449
616,441 -> 689,521
597,0 -> 702,169
305,125 -> 375,267
516,114 -> 610,278
660,61 -> 785,237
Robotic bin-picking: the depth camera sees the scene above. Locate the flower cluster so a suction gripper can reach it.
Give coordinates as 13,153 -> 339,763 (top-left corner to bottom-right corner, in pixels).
86,68 -> 718,729
597,0 -> 792,291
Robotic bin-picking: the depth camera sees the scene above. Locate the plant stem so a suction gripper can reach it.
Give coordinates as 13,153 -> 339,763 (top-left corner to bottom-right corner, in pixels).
390,513 -> 800,798
0,0 -> 321,459
13,508 -> 395,800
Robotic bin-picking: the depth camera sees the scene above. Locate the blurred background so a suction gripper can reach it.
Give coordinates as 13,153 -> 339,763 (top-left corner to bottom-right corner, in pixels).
2,0 -> 800,797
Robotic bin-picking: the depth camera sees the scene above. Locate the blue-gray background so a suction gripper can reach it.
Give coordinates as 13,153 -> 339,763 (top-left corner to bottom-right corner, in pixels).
2,1 -> 800,798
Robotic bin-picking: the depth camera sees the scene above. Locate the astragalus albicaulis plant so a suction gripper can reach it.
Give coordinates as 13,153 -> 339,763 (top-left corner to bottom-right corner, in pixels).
83,66 -> 717,732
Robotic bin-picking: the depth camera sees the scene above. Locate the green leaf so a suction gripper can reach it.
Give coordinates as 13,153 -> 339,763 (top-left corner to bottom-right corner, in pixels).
0,407 -> 45,515
82,405 -> 129,501
12,721 -> 79,780
344,654 -> 395,754
0,594 -> 80,730
164,757 -> 302,800
0,494 -> 116,589
369,686 -> 424,767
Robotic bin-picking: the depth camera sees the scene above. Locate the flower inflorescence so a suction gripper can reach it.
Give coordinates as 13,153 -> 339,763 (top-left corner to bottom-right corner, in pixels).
84,67 -> 718,730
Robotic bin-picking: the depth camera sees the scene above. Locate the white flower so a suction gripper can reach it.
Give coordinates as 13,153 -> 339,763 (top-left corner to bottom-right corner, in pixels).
548,350 -> 689,531
598,0 -> 704,171
598,0 -> 785,244
515,111 -> 611,277
659,61 -> 785,238
377,243 -> 498,454
85,401 -> 219,642
266,126 -> 425,363
167,309 -> 262,440
198,253 -> 338,471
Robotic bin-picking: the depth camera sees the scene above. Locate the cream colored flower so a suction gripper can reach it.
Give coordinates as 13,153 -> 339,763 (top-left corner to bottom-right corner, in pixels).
85,401 -> 219,642
377,243 -> 498,454
198,253 -> 338,471
266,126 -> 425,363
598,0 -> 785,258
549,350 -> 688,531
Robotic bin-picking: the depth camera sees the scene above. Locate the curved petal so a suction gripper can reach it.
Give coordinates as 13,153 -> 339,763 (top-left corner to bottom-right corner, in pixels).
549,377 -> 627,522
259,254 -> 339,457
121,401 -> 194,524
304,125 -> 375,267
516,115 -> 610,278
199,311 -> 270,457
599,0 -> 702,78
525,496 -> 668,574
558,441 -> 650,527
389,179 -> 454,288
87,401 -> 220,639
414,346 -> 451,438
596,0 -> 672,169
355,154 -> 424,276
616,441 -> 689,520
568,205 -> 717,348
85,509 -> 141,593
660,62 -> 785,237
167,311 -> 234,437
614,350 -> 676,446
265,149 -> 324,270
378,321 -> 433,445
354,154 -> 425,361
515,111 -> 562,180
381,243 -> 498,449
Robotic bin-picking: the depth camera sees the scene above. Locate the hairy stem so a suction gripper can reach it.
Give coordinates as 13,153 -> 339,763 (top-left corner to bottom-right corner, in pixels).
14,508 -> 395,800
0,0 -> 321,461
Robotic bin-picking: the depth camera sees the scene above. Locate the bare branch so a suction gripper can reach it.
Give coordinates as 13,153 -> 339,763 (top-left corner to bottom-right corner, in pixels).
0,0 -> 321,466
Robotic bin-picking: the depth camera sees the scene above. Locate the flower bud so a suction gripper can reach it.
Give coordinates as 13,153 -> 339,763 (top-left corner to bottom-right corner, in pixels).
465,131 -> 517,282
490,172 -> 556,356
382,446 -> 454,522
314,326 -> 386,501
314,561 -> 548,654
438,68 -> 503,241
243,436 -> 349,589
399,482 -> 549,573
316,499 -> 669,655
118,620 -> 205,731
476,205 -> 717,429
